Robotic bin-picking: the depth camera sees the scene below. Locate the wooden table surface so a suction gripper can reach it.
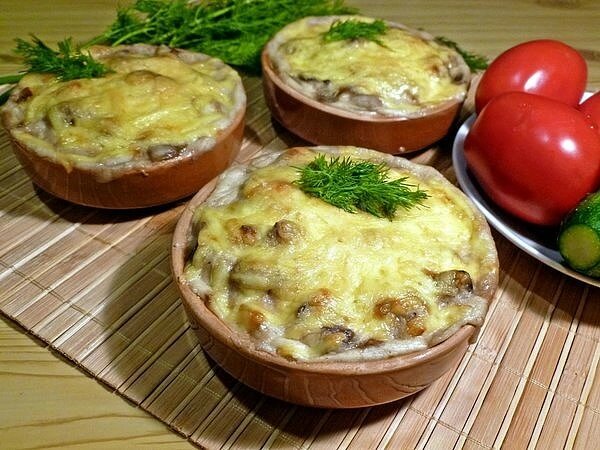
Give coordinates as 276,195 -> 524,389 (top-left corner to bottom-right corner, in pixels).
0,1 -> 599,449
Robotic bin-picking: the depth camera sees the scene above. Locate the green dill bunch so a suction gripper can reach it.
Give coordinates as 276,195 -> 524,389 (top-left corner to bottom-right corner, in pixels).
94,0 -> 358,73
295,154 -> 429,220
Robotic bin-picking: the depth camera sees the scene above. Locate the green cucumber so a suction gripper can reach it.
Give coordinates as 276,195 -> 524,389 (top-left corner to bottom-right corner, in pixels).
558,191 -> 600,277
559,225 -> 600,269
558,192 -> 600,276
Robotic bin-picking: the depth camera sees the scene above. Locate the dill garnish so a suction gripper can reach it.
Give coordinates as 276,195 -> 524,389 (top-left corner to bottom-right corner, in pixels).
2,36 -> 111,85
295,155 -> 428,219
322,19 -> 388,46
91,0 -> 358,73
434,36 -> 489,72
0,89 -> 12,105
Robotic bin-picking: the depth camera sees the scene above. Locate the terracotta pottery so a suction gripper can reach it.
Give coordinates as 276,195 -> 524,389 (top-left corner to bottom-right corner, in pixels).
261,51 -> 465,155
2,44 -> 247,210
3,107 -> 245,209
171,176 -> 481,409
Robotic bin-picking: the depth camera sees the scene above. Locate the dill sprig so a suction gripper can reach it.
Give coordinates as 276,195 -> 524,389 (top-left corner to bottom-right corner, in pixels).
91,0 -> 358,73
0,89 -> 13,105
6,36 -> 111,84
295,155 -> 428,219
434,36 -> 488,72
323,19 -> 388,46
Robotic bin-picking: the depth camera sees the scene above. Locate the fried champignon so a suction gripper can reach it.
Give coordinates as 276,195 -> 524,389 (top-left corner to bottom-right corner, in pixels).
268,219 -> 301,244
237,303 -> 266,334
230,260 -> 282,291
335,85 -> 385,110
358,338 -> 384,349
239,225 -> 258,245
14,87 -> 33,103
147,144 -> 183,162
374,294 -> 429,337
350,93 -> 383,110
316,80 -> 339,102
302,325 -> 355,354
430,269 -> 473,299
57,104 -> 77,126
448,54 -> 470,83
224,220 -> 259,245
314,80 -> 339,102
321,325 -> 355,350
294,75 -> 385,111
296,288 -> 334,318
123,69 -> 170,86
46,103 -> 77,129
296,75 -> 339,102
242,179 -> 294,199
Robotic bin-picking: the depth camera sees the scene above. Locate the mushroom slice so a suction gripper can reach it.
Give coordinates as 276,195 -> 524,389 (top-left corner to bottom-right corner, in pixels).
147,144 -> 182,162
430,269 -> 473,299
296,288 -> 334,318
268,219 -> 302,244
302,324 -> 356,355
375,294 -> 430,337
230,260 -> 282,291
237,303 -> 266,335
225,220 -> 259,245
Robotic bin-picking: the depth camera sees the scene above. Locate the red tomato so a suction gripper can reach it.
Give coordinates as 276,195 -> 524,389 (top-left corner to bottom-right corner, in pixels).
464,91 -> 600,226
579,91 -> 600,131
475,40 -> 587,113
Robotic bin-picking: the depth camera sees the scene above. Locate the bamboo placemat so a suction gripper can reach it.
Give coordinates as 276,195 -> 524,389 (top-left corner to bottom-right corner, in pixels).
1,72 -> 600,449
2,0 -> 600,446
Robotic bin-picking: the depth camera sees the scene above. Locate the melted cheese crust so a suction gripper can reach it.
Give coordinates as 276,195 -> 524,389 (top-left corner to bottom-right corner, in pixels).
184,146 -> 497,361
266,16 -> 470,117
2,45 -> 245,175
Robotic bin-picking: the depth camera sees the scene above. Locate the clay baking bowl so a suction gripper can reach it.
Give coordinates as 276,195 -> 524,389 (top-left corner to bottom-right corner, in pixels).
3,108 -> 245,209
171,177 -> 478,409
261,50 -> 465,154
1,44 -> 247,209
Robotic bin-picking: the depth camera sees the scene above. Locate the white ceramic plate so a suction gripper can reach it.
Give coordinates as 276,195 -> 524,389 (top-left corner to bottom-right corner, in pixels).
452,115 -> 600,288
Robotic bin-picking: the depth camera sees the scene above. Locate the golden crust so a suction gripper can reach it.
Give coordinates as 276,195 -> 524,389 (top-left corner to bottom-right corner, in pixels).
184,146 -> 499,361
265,16 -> 471,118
1,44 -> 246,181
0,44 -> 246,208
